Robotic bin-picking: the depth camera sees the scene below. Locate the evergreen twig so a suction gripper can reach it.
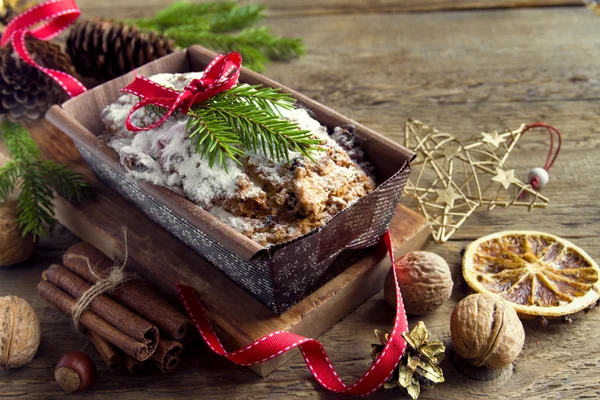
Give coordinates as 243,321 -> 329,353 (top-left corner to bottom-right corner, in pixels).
129,1 -> 304,72
186,108 -> 245,172
209,4 -> 265,33
184,85 -> 322,169
0,161 -> 19,200
130,1 -> 235,32
0,121 -> 88,240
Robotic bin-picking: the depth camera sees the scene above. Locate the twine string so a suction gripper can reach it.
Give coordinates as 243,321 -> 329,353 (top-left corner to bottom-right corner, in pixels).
71,227 -> 130,331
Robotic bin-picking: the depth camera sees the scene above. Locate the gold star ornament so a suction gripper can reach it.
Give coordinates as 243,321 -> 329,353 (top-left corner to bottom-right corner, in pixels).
403,119 -> 550,243
491,168 -> 517,189
435,186 -> 462,207
481,131 -> 506,148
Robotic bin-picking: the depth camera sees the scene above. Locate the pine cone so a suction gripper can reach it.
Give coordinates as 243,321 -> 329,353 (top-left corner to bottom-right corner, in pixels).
371,322 -> 445,399
0,8 -> 16,26
0,37 -> 77,120
66,18 -> 176,82
0,0 -> 19,26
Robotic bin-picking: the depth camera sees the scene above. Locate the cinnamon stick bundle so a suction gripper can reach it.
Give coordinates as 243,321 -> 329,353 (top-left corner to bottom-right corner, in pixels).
38,280 -> 155,361
151,339 -> 182,374
125,355 -> 148,376
86,330 -> 121,370
46,264 -> 159,352
156,355 -> 180,374
63,243 -> 192,341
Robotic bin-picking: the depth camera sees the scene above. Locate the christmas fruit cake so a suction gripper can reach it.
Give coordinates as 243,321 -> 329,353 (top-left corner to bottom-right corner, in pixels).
100,72 -> 376,246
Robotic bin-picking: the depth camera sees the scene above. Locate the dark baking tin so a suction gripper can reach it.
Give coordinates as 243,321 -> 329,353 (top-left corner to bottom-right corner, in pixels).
47,46 -> 415,313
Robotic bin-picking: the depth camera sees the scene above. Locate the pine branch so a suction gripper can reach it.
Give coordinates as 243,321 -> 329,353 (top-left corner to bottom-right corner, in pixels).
0,161 -> 19,201
186,109 -> 245,171
128,1 -> 305,72
130,1 -> 235,32
18,166 -> 56,240
186,85 -> 322,168
0,121 -> 88,240
219,84 -> 296,115
38,160 -> 88,202
1,122 -> 41,161
163,26 -> 303,71
236,27 -> 305,60
209,4 -> 265,33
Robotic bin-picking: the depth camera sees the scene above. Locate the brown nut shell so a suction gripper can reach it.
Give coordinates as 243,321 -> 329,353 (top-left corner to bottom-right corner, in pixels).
55,351 -> 97,392
0,201 -> 34,267
450,294 -> 525,369
384,251 -> 453,315
0,295 -> 40,369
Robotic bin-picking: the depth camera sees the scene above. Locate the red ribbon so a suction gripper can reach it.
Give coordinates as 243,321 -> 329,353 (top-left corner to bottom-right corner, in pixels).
1,0 -> 87,98
122,52 -> 242,132
177,231 -> 408,395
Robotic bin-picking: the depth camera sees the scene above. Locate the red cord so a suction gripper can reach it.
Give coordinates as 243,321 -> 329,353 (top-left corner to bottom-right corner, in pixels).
520,122 -> 562,190
177,231 -> 409,395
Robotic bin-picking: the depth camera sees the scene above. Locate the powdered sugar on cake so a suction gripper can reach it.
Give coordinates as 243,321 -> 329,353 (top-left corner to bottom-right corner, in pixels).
101,72 -> 376,246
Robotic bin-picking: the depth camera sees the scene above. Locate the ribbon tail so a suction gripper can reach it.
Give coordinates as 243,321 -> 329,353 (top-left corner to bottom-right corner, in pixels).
177,230 -> 408,395
122,74 -> 181,99
12,30 -> 86,98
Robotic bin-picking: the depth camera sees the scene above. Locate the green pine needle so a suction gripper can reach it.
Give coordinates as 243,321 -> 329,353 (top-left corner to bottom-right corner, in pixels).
0,121 -> 88,240
209,4 -> 265,33
236,27 -> 305,61
0,161 -> 19,200
183,85 -> 322,169
38,160 -> 88,202
186,108 -> 245,172
129,1 -> 304,72
130,1 -> 235,32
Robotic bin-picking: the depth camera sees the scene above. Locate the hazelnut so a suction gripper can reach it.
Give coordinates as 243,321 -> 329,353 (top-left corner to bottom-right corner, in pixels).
450,294 -> 525,369
0,202 -> 34,267
55,351 -> 97,392
0,296 -> 40,369
384,251 -> 453,315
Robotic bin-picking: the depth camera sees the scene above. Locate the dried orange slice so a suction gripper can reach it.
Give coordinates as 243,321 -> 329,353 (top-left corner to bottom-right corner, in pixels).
463,231 -> 600,318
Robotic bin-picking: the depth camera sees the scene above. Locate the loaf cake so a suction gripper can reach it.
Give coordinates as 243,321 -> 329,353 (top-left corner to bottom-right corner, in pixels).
101,72 -> 376,246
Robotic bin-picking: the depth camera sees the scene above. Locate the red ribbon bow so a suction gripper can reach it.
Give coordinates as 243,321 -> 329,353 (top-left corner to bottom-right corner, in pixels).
1,0 -> 87,98
177,231 -> 409,395
122,52 -> 242,132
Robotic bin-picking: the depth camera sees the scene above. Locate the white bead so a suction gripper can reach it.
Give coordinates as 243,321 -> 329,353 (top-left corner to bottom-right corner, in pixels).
528,167 -> 550,188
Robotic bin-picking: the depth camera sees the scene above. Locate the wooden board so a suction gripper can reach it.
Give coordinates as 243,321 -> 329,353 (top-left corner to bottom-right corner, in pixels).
13,119 -> 430,377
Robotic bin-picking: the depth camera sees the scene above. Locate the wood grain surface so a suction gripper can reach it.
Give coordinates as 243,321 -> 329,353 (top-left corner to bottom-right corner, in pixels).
74,0 -> 583,18
1,1 -> 600,399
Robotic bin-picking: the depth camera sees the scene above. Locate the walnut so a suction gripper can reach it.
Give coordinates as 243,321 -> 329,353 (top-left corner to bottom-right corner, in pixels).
0,296 -> 40,369
0,201 -> 34,267
450,294 -> 525,369
384,251 -> 453,315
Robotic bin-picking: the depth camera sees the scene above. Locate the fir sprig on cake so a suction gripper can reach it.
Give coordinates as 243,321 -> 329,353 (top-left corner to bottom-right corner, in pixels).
185,84 -> 322,169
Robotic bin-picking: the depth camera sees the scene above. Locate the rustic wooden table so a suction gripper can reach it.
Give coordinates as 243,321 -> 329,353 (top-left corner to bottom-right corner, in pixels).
2,0 -> 600,398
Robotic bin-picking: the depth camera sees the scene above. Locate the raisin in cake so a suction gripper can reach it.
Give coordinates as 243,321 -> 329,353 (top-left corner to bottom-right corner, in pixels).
101,72 -> 376,246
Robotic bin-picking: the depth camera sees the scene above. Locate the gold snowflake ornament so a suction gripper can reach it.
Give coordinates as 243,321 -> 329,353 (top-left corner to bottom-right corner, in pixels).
403,119 -> 549,243
371,322 -> 445,399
